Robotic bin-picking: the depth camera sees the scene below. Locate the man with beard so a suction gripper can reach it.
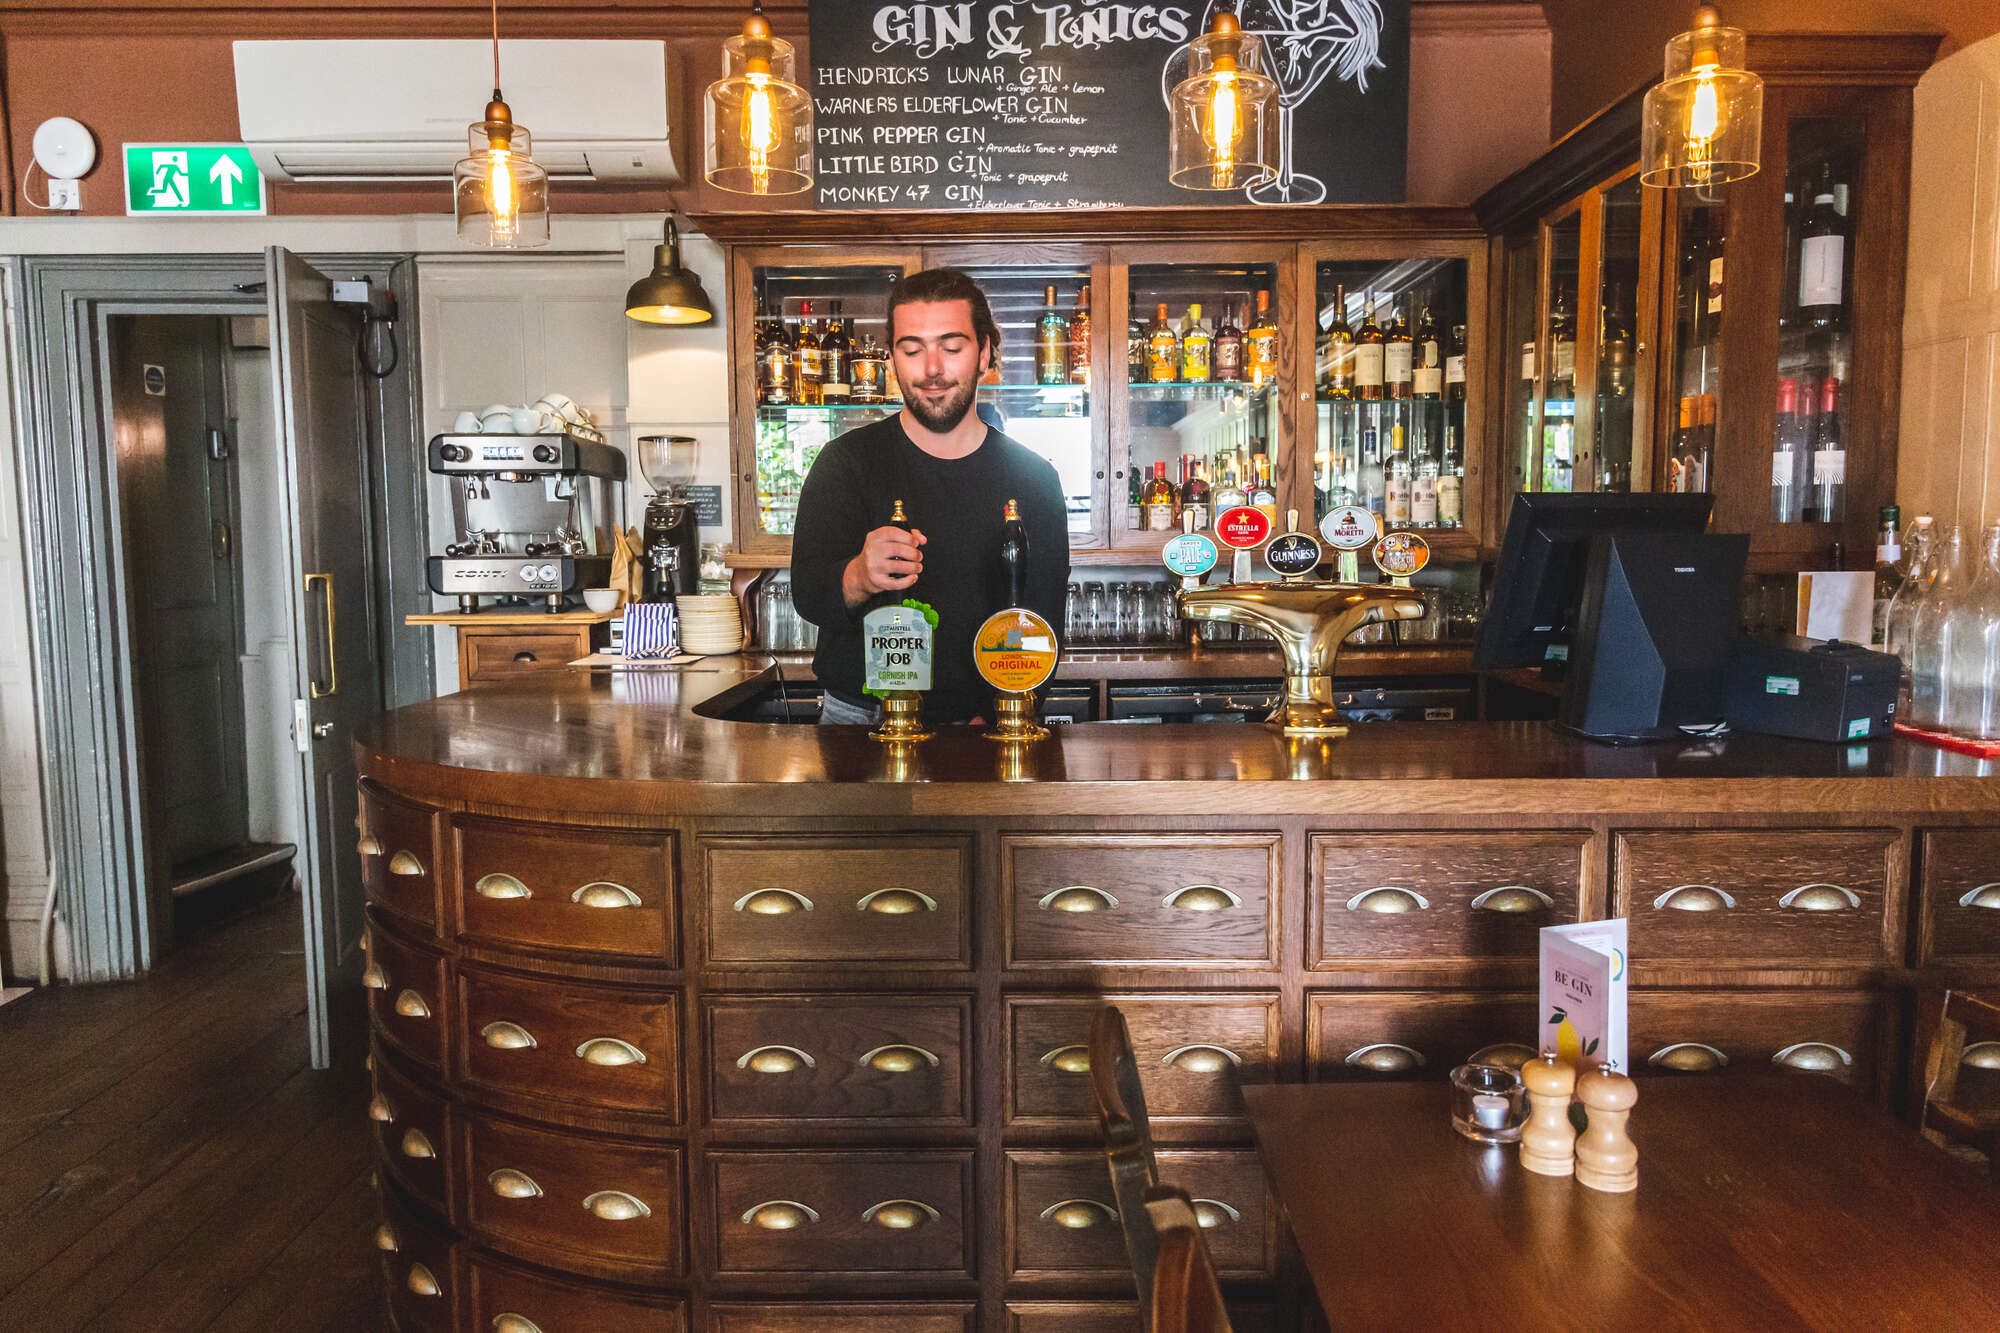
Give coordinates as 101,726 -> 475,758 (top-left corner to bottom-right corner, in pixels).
791,268 -> 1072,725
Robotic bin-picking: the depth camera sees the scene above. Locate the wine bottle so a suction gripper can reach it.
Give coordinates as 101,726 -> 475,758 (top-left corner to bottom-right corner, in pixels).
1798,164 -> 1847,334
1445,323 -> 1468,403
1772,377 -> 1806,523
1412,306 -> 1443,399
1809,377 -> 1846,522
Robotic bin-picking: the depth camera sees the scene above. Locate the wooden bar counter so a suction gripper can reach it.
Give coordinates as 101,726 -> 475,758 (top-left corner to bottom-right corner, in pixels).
355,663 -> 2000,1332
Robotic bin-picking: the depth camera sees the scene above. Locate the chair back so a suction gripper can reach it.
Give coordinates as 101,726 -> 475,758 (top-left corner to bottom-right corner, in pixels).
1144,1185 -> 1234,1333
1090,1006 -> 1164,1320
1919,988 -> 2000,1176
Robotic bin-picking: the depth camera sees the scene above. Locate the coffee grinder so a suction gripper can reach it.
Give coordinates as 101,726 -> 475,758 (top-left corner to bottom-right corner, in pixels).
638,435 -> 700,603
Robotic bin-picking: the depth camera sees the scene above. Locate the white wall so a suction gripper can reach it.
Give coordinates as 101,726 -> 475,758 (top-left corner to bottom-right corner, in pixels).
1898,33 -> 2000,534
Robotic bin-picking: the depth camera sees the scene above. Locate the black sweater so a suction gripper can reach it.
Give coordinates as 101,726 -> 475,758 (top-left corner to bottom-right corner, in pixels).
790,415 -> 1071,722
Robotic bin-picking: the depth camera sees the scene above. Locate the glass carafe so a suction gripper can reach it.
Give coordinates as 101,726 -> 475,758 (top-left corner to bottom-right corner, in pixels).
1942,522 -> 2000,740
1884,516 -> 1935,708
1907,525 -> 1968,729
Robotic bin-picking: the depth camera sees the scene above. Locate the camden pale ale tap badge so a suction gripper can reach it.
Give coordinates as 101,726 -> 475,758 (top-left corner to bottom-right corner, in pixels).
864,604 -> 935,693
973,608 -> 1059,694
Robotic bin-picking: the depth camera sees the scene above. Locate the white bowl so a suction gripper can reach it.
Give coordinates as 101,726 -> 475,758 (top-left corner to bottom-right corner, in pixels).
582,588 -> 620,614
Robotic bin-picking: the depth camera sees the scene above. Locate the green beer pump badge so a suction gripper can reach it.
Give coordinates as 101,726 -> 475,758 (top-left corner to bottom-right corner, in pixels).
864,602 -> 936,694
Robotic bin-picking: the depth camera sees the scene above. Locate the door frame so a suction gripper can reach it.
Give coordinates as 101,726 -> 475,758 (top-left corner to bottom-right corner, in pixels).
8,254 -> 430,979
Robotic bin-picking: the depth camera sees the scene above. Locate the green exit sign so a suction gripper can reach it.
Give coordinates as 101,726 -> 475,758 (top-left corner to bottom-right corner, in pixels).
124,144 -> 266,216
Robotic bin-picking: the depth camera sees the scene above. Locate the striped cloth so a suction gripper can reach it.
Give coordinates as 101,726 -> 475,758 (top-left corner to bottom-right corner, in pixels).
622,602 -> 679,659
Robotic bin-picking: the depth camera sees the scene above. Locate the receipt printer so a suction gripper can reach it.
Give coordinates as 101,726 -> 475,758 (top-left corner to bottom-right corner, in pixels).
1722,636 -> 1900,743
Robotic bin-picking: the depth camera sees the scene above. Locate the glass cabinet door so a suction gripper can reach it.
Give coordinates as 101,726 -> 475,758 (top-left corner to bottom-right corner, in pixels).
1536,213 -> 1583,493
1776,118 -> 1861,527
1594,176 -> 1643,492
1501,237 -> 1542,503
1664,188 -> 1727,496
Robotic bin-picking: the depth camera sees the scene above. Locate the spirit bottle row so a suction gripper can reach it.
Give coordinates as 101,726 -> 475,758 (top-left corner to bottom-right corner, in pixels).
1127,294 -> 1280,386
1318,400 -> 1464,529
756,299 -> 896,407
1319,288 -> 1462,403
1035,285 -> 1093,387
1132,451 -> 1274,532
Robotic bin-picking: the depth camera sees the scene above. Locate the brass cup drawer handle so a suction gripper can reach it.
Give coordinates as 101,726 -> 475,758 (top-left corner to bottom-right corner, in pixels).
405,1263 -> 441,1297
1192,1198 -> 1241,1229
1654,884 -> 1737,912
575,1037 -> 647,1067
367,1093 -> 396,1123
863,1198 -> 940,1230
1039,885 -> 1118,912
1344,1042 -> 1426,1073
392,989 -> 432,1020
738,1044 -> 816,1073
1958,883 -> 2000,909
1040,1044 -> 1091,1074
358,833 -> 385,857
573,881 -> 641,909
1468,1042 -> 1538,1071
1773,1041 -> 1853,1072
744,1199 -> 820,1230
474,873 -> 531,900
582,1189 -> 653,1221
1471,885 -> 1555,913
735,887 -> 814,915
1347,887 -> 1430,914
481,1020 -> 539,1050
388,850 -> 426,877
1041,1198 -> 1118,1229
1964,1041 -> 2000,1069
1649,1042 -> 1729,1071
399,1128 -> 436,1159
493,1317 -> 545,1333
373,1221 -> 398,1252
860,1043 -> 940,1072
488,1168 -> 544,1199
1780,883 -> 1861,912
361,961 -> 390,990
1162,1043 -> 1243,1073
1164,883 -> 1242,911
857,887 -> 938,914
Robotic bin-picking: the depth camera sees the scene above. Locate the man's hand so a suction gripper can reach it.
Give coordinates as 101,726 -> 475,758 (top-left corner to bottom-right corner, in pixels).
842,525 -> 927,606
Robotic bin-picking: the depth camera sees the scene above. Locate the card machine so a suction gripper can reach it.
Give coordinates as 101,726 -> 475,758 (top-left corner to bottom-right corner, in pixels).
1721,636 -> 1900,743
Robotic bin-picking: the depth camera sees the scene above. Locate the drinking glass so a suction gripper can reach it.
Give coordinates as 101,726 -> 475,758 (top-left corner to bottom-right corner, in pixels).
1117,583 -> 1146,645
1083,583 -> 1108,645
1064,582 -> 1084,644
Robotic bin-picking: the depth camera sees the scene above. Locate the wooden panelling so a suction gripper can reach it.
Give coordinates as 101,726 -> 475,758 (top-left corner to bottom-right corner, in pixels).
359,781 -> 440,933
1307,990 -> 1540,1079
1003,833 -> 1282,969
706,993 -> 972,1129
371,1046 -> 452,1217
703,837 -> 970,967
1005,1150 -> 1274,1281
710,1304 -> 977,1332
453,816 -> 676,964
455,965 -> 683,1121
708,1152 -> 975,1279
1007,1302 -> 1276,1332
1630,988 -> 1887,1090
467,1254 -> 688,1331
1918,828 -> 2000,965
365,917 -> 448,1071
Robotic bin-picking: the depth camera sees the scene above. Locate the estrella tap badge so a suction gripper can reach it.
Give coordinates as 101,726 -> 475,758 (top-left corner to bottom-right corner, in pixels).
1372,530 -> 1431,578
1213,505 -> 1272,551
973,608 -> 1059,694
863,603 -> 934,693
1319,504 -> 1379,552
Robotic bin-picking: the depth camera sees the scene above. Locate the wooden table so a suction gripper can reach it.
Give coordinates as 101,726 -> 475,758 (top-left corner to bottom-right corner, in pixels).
1243,1078 -> 1999,1329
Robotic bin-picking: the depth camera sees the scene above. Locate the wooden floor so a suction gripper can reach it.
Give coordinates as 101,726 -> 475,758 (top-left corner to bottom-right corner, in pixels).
0,892 -> 383,1331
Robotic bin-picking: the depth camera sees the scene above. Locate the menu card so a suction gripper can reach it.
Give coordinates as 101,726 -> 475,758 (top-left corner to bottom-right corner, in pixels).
1539,920 -> 1628,1073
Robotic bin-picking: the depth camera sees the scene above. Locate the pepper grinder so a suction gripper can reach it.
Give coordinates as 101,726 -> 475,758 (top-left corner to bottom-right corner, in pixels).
1519,1055 -> 1577,1177
1575,1066 -> 1639,1193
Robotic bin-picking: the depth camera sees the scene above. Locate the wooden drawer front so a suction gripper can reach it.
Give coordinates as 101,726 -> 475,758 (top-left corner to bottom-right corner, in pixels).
712,1303 -> 976,1332
463,629 -> 587,682
707,994 -> 971,1128
360,782 -> 439,932
365,920 -> 448,1070
1307,991 -> 1538,1080
1007,1303 -> 1275,1333
1614,830 -> 1898,967
377,1183 -> 456,1333
457,965 -> 682,1120
1006,1150 -> 1272,1281
710,1151 -> 973,1278
1919,829 -> 2000,964
461,1114 -> 682,1279
1004,834 -> 1280,968
455,816 -> 676,964
705,838 -> 969,967
371,1048 -> 452,1215
1630,989 -> 1884,1089
468,1255 -> 686,1331
1006,994 -> 1280,1131
1309,831 -> 1587,967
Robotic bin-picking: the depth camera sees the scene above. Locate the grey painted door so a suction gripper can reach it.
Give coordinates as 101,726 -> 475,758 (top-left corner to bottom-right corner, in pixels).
108,316 -> 250,877
268,248 -> 379,1068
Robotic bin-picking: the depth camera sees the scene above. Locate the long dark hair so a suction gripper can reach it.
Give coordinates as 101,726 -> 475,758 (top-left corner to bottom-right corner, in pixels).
886,267 -> 1002,364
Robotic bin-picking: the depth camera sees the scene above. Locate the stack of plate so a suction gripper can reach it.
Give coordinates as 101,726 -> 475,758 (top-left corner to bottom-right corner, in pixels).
677,595 -> 744,655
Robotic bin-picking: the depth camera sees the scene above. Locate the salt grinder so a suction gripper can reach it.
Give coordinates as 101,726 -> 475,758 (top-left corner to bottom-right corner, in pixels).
1574,1066 -> 1639,1193
1520,1054 -> 1578,1177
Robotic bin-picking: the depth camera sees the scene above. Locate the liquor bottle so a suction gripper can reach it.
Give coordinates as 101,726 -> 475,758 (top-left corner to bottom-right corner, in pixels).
1353,293 -> 1385,400
792,300 -> 823,406
1322,283 -> 1356,399
1246,289 -> 1279,388
850,331 -> 887,404
1412,306 -> 1443,399
1127,465 -> 1144,530
1385,300 -> 1414,400
1000,498 -> 1029,606
1772,377 -> 1807,522
1692,393 -> 1716,493
757,299 -> 794,406
1146,302 -> 1179,383
821,301 -> 852,404
1141,460 -> 1180,532
1181,454 -> 1212,529
1037,285 -> 1070,386
1068,284 -> 1092,387
1436,425 -> 1464,528
1127,315 -> 1146,381
1600,286 -> 1632,398
1384,422 -> 1412,526
1549,285 -> 1576,399
1808,377 -> 1846,522
1214,302 -> 1245,382
1248,453 -> 1278,523
1872,504 -> 1904,647
1359,421 -> 1385,516
1445,323 -> 1468,403
1798,164 -> 1847,334
1181,303 -> 1213,382
1212,462 -> 1248,516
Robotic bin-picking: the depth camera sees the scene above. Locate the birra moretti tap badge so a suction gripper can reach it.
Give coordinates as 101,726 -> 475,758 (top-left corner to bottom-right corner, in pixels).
864,604 -> 934,693
973,608 -> 1059,694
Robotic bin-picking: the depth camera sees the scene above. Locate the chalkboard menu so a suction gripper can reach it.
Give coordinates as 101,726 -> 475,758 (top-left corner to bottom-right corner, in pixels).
808,1 -> 1409,211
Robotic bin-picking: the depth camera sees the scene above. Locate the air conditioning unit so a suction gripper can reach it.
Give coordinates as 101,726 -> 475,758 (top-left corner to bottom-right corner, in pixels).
234,39 -> 679,183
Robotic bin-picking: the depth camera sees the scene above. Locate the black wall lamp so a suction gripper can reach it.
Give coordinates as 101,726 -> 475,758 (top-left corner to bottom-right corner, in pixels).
625,217 -> 716,326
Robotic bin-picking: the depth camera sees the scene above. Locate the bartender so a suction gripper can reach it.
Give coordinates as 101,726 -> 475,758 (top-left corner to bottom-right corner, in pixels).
792,268 -> 1071,725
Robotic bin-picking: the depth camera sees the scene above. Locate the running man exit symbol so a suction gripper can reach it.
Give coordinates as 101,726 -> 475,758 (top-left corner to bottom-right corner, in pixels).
150,151 -> 189,208
123,144 -> 266,216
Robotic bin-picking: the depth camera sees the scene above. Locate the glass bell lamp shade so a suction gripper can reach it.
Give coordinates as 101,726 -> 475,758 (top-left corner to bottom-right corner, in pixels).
1168,12 -> 1278,192
1640,7 -> 1763,189
704,15 -> 813,196
625,219 -> 715,325
454,99 -> 550,248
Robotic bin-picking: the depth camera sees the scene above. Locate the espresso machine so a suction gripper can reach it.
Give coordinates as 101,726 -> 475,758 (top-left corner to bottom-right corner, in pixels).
427,431 -> 627,612
638,435 -> 700,603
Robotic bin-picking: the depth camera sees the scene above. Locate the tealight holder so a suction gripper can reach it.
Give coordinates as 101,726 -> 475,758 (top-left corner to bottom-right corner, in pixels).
1450,1063 -> 1528,1144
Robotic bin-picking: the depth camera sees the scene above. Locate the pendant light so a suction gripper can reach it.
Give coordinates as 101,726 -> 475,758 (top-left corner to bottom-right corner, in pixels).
1640,5 -> 1764,189
625,217 -> 716,326
704,0 -> 813,196
1168,6 -> 1278,192
454,0 -> 550,247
